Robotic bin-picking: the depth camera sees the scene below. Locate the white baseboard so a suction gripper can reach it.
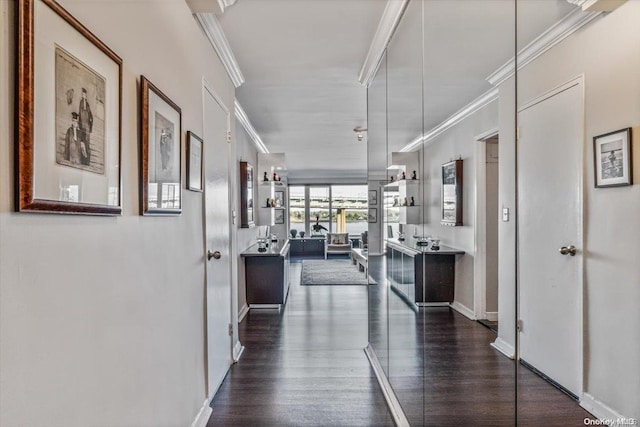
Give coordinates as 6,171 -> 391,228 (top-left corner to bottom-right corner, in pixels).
238,304 -> 249,323
490,337 -> 515,359
233,341 -> 245,363
450,301 -> 476,320
190,399 -> 212,427
580,392 -> 628,421
484,311 -> 498,322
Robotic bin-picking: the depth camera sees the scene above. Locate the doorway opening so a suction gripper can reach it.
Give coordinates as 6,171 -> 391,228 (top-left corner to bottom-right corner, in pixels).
475,130 -> 500,332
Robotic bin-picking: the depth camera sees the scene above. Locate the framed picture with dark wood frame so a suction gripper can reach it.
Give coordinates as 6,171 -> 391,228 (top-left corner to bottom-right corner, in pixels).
239,161 -> 255,228
274,208 -> 285,225
186,131 -> 203,192
441,159 -> 463,226
140,75 -> 182,215
368,208 -> 377,223
368,190 -> 377,205
593,128 -> 632,188
16,0 -> 122,215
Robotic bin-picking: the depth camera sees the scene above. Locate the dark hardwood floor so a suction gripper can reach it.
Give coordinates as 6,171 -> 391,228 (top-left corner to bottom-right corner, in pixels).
207,261 -> 395,427
367,255 -> 592,426
209,256 -> 591,426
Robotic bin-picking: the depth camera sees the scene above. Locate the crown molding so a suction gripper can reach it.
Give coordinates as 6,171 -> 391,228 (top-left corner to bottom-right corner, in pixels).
567,0 -> 627,12
218,0 -> 237,14
195,13 -> 245,88
486,7 -> 602,87
400,87 -> 499,152
234,101 -> 269,153
358,0 -> 409,88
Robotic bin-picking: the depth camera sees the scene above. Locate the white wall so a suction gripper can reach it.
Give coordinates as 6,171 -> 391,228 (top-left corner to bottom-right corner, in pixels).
0,1 -> 235,426
485,140 -> 499,313
419,101 -> 499,312
498,2 -> 640,418
234,119 -> 258,318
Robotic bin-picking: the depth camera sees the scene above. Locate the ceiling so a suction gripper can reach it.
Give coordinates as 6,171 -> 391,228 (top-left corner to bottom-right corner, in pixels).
217,0 -> 579,182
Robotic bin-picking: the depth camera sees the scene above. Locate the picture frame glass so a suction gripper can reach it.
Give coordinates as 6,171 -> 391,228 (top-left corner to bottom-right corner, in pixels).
30,0 -> 121,209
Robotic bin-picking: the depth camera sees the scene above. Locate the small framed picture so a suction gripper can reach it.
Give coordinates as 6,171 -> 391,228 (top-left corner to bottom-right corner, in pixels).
441,159 -> 463,226
16,0 -> 123,215
368,208 -> 377,223
593,128 -> 632,188
186,131 -> 203,192
274,190 -> 285,208
274,208 -> 285,224
368,190 -> 377,205
140,75 -> 182,215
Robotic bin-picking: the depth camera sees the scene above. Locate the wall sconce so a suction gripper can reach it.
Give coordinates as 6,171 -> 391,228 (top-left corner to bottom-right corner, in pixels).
353,126 -> 367,142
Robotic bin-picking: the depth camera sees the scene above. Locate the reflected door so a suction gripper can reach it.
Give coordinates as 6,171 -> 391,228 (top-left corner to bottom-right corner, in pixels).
518,80 -> 583,398
203,84 -> 233,398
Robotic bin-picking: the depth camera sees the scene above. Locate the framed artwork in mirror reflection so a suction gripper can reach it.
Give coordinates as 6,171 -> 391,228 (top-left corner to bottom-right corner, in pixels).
239,161 -> 255,228
441,159 -> 463,226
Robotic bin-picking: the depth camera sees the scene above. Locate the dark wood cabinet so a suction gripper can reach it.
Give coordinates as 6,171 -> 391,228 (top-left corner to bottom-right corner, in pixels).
386,238 -> 464,305
242,240 -> 290,308
239,161 -> 255,228
289,237 -> 325,257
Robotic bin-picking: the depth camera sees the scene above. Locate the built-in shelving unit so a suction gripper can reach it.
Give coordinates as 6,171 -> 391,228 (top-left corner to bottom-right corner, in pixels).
257,153 -> 288,235
388,152 -> 422,225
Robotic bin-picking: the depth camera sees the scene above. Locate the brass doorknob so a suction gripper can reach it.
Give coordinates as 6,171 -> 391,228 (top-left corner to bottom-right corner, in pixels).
208,250 -> 221,260
559,245 -> 577,256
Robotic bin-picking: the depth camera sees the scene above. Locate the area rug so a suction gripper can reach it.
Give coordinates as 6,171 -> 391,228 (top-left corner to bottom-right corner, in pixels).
301,259 -> 370,285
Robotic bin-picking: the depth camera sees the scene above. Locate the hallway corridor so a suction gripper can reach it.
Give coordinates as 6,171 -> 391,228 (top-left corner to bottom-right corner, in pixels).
208,262 -> 394,426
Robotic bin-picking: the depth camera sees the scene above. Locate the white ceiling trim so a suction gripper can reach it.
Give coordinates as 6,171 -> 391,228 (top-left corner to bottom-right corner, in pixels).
195,13 -> 245,88
486,7 -> 602,87
358,0 -> 409,88
217,0 -> 237,14
566,0 -> 627,12
235,100 -> 269,154
400,87 -> 499,152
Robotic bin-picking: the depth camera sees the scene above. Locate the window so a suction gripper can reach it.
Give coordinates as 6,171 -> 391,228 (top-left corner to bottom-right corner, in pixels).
288,184 -> 368,236
330,185 -> 368,235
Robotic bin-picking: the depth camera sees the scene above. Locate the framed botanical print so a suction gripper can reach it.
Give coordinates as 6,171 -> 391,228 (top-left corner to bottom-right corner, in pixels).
16,0 -> 122,215
186,131 -> 203,192
140,75 -> 182,215
593,128 -> 632,188
441,159 -> 463,226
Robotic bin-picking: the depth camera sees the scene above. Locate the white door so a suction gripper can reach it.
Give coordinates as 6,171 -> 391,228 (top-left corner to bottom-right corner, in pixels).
518,79 -> 583,398
203,84 -> 232,397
